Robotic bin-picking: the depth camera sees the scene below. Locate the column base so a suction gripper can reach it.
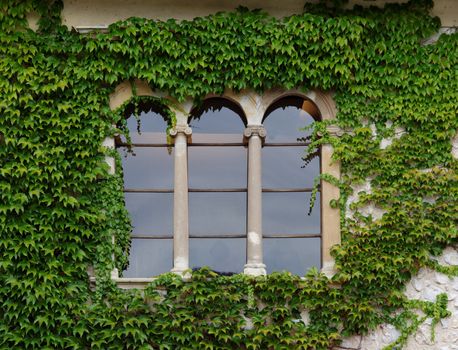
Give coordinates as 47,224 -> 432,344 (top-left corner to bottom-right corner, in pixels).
244,263 -> 266,276
171,266 -> 191,279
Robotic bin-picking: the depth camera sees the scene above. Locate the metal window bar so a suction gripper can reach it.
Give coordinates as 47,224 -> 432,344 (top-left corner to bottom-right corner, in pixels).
132,233 -> 321,239
117,142 -> 314,147
116,143 -> 173,148
123,188 -> 319,193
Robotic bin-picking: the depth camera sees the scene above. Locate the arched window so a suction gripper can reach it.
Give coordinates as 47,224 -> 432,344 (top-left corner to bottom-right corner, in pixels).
262,96 -> 321,275
187,98 -> 247,274
116,105 -> 173,277
109,85 -> 339,283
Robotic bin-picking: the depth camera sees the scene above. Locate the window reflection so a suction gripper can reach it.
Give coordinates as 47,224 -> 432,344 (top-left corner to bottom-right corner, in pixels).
117,105 -> 173,278
263,193 -> 321,235
264,238 -> 321,275
261,96 -> 322,274
123,239 -> 173,277
262,147 -> 319,188
119,147 -> 174,189
124,193 -> 173,236
188,98 -> 247,245
263,96 -> 319,143
188,147 -> 246,188
189,193 -> 246,236
120,109 -> 169,144
188,98 -> 246,143
189,238 -> 245,274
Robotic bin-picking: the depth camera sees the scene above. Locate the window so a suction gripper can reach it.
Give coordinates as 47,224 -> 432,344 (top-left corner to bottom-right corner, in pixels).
261,96 -> 321,275
109,82 -> 340,282
116,106 -> 174,278
187,98 -> 247,273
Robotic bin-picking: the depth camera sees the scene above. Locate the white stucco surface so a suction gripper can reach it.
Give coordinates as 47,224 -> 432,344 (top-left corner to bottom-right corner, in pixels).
334,246 -> 458,350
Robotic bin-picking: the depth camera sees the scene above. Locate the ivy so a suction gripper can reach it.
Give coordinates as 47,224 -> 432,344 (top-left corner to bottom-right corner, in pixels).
0,0 -> 457,348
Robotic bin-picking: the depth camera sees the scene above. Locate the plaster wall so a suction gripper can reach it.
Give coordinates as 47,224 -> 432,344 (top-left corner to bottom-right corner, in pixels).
334,247 -> 458,350
61,0 -> 457,28
333,132 -> 458,350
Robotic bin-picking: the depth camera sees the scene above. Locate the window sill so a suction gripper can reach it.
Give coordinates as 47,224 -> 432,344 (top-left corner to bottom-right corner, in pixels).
90,261 -> 337,290
90,276 -> 157,289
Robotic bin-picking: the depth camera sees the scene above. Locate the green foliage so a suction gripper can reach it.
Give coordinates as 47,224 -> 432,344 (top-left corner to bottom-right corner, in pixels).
0,0 -> 457,348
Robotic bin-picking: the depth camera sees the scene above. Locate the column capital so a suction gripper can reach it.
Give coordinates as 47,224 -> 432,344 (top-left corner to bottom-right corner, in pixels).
325,125 -> 344,137
170,125 -> 192,137
244,125 -> 266,144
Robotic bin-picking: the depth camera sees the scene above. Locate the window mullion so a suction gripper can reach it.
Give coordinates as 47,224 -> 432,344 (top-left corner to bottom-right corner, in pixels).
170,125 -> 192,274
244,125 -> 267,276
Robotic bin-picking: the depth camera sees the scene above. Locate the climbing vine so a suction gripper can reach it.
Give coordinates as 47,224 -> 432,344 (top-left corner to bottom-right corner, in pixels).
0,0 -> 457,348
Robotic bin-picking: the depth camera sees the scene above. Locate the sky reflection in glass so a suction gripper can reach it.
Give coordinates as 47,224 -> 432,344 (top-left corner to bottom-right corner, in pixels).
124,193 -> 173,236
119,147 -> 174,189
121,110 -> 169,143
262,147 -> 319,188
264,238 -> 321,275
123,239 -> 173,277
188,147 -> 246,188
189,193 -> 246,235
189,99 -> 246,143
189,238 -> 245,274
263,192 -> 320,235
263,99 -> 316,143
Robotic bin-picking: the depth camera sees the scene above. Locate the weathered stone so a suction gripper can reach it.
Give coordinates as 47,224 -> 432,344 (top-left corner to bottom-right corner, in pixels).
344,247 -> 458,349
340,335 -> 362,349
412,277 -> 425,292
423,285 -> 445,302
436,272 -> 451,285
443,249 -> 458,266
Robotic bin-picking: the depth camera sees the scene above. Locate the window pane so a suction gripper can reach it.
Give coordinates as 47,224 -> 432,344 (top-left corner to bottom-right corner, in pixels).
189,238 -> 245,274
123,238 -> 172,277
263,192 -> 321,235
122,110 -> 169,143
263,98 -> 316,143
119,147 -> 174,189
262,147 -> 319,188
189,192 -> 246,236
188,147 -> 246,188
264,237 -> 321,275
124,193 -> 173,236
189,99 -> 245,143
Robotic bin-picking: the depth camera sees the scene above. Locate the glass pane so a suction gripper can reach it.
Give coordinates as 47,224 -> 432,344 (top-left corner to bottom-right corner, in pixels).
263,98 -> 316,143
124,193 -> 173,236
262,147 -> 319,188
188,147 -> 246,188
123,238 -> 172,277
189,192 -> 246,236
264,237 -> 321,275
118,147 -> 174,189
189,99 -> 245,143
263,192 -> 321,235
190,238 -> 245,274
122,110 -> 169,143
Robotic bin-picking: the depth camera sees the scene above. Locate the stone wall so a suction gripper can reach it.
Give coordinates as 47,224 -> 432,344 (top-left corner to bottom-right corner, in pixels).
334,246 -> 458,350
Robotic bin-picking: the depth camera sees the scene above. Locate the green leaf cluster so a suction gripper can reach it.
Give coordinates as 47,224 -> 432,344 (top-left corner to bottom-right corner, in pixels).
0,0 -> 456,348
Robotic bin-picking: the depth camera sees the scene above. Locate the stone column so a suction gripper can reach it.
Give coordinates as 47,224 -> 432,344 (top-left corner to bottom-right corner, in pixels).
243,125 -> 267,276
169,125 -> 192,274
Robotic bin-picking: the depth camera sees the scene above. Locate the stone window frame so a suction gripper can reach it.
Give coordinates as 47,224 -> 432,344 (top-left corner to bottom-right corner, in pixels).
105,80 -> 340,289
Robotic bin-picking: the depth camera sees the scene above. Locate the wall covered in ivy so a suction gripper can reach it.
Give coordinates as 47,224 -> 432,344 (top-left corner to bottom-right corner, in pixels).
0,0 -> 457,348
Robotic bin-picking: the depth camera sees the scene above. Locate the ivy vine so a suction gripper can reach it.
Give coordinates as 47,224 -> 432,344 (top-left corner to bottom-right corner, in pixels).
0,0 -> 457,348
